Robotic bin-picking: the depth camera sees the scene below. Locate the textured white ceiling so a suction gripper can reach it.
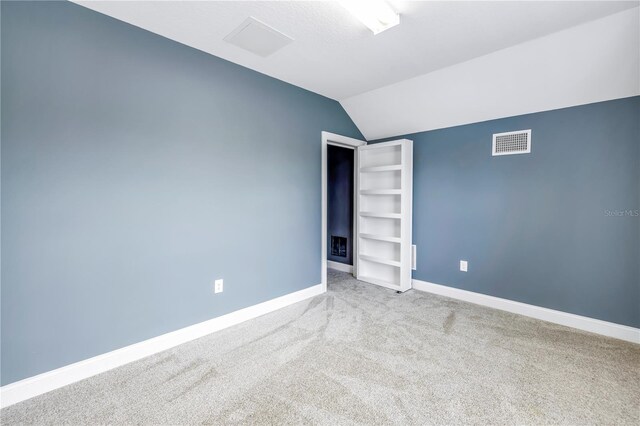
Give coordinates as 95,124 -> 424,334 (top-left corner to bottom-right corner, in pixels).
341,8 -> 640,140
74,1 -> 638,100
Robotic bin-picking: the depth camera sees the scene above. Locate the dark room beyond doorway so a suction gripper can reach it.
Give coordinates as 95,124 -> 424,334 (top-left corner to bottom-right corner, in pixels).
327,145 -> 354,266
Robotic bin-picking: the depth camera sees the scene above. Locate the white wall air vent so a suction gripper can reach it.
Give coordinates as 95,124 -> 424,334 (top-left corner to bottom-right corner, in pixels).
224,17 -> 293,57
492,129 -> 531,156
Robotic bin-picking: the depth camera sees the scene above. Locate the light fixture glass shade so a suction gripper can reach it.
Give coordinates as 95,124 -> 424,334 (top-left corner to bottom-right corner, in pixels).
339,0 -> 400,35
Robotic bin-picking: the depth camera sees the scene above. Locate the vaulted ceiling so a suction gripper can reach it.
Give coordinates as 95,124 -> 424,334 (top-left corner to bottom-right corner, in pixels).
75,1 -> 640,139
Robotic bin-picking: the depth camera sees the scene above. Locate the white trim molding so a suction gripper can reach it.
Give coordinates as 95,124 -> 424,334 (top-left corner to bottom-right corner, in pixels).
412,279 -> 640,344
0,283 -> 324,409
327,260 -> 353,274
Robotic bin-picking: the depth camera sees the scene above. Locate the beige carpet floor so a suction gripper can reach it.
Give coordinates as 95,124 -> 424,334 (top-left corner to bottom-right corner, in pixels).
2,269 -> 639,425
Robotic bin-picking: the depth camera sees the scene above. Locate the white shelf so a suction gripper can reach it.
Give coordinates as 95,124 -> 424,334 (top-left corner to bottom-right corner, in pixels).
360,165 -> 402,173
359,233 -> 401,243
356,275 -> 400,290
359,254 -> 401,267
359,212 -> 401,219
360,189 -> 401,195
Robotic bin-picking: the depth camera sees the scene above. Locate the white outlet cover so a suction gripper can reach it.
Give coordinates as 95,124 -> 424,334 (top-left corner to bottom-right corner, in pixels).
460,260 -> 468,272
214,279 -> 224,293
412,245 -> 417,271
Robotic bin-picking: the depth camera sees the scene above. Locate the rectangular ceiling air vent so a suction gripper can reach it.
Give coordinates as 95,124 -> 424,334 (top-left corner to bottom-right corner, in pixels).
224,17 -> 293,57
492,129 -> 531,156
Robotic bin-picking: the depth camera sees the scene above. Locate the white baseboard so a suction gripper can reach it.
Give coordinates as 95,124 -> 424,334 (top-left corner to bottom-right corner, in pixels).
327,260 -> 353,274
412,279 -> 639,344
0,283 -> 324,409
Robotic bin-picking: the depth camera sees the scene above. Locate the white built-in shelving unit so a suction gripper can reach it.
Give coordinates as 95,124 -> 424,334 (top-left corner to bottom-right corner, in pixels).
356,139 -> 413,292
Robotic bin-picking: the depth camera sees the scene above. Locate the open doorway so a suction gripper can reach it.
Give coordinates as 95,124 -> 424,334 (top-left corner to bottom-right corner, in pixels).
321,132 -> 366,291
327,145 -> 354,273
322,132 -> 414,293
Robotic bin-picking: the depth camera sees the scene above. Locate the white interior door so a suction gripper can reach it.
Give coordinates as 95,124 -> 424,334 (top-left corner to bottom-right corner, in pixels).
356,139 -> 413,292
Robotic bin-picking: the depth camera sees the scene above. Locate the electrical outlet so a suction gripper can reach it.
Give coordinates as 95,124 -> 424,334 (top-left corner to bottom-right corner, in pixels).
460,260 -> 468,272
412,245 -> 417,271
214,279 -> 224,293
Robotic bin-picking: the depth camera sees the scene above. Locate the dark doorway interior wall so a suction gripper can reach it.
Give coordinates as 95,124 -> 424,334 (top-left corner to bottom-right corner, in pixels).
327,145 -> 354,265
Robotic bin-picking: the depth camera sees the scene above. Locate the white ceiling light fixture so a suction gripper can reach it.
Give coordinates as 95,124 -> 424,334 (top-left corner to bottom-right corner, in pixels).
339,0 -> 400,35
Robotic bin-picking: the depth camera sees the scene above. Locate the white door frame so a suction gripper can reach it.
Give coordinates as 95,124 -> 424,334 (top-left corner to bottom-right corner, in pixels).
321,131 -> 367,292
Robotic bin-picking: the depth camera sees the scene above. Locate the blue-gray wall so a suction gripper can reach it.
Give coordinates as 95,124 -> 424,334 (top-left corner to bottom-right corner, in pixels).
327,145 -> 354,265
376,97 -> 640,328
0,1 -> 363,385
